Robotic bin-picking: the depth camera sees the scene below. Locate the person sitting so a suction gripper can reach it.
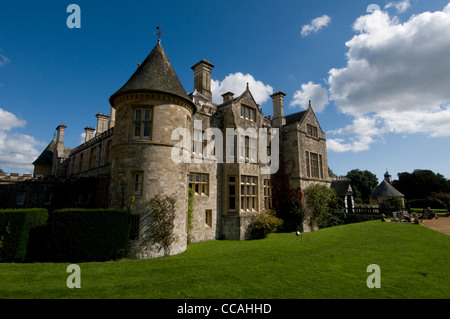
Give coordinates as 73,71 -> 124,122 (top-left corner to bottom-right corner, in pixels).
400,209 -> 411,222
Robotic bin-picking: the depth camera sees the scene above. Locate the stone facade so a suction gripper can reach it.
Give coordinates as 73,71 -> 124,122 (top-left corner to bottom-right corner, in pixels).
1,40 -> 332,259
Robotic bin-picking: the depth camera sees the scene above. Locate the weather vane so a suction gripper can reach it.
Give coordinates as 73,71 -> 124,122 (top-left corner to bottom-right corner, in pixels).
154,25 -> 164,43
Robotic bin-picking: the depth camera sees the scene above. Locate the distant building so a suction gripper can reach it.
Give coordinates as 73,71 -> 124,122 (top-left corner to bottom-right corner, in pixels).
330,178 -> 354,213
369,171 -> 405,207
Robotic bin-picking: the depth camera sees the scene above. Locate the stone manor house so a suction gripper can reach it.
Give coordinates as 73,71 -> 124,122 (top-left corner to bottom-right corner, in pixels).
0,40 -> 331,258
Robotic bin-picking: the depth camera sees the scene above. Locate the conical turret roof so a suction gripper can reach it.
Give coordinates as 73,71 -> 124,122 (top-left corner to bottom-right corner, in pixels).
109,41 -> 194,110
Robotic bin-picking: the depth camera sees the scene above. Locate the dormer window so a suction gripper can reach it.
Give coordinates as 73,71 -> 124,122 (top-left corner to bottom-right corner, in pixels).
134,108 -> 152,139
241,105 -> 256,121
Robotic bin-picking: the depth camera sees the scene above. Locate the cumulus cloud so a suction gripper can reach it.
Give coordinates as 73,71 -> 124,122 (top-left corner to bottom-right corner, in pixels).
0,108 -> 44,173
327,4 -> 450,152
385,0 -> 411,13
211,72 -> 273,105
290,81 -> 329,112
0,108 -> 26,131
301,15 -> 331,37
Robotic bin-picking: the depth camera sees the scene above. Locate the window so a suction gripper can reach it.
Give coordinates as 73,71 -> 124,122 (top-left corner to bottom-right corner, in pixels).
307,124 -> 318,138
79,153 -> 84,172
44,192 -> 52,205
188,173 -> 209,195
240,105 -> 256,121
205,210 -> 212,227
193,128 -> 203,154
310,152 -> 319,178
306,151 -> 323,179
130,215 -> 140,240
228,176 -> 236,210
264,179 -> 273,209
239,136 -> 257,163
17,193 -> 25,205
133,108 -> 152,139
105,140 -> 112,163
240,176 -> 258,211
133,172 -> 143,196
89,148 -> 96,168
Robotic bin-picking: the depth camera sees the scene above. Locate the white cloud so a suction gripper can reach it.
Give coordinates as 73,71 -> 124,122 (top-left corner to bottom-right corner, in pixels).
327,117 -> 384,152
327,4 -> 450,152
0,108 -> 44,173
290,81 -> 329,112
301,15 -> 331,37
0,108 -> 26,131
211,72 -> 273,105
385,0 -> 411,13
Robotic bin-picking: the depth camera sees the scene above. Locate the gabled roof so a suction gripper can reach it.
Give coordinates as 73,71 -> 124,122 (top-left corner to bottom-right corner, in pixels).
331,179 -> 353,197
33,139 -> 55,165
370,180 -> 405,198
285,110 -> 307,124
109,41 -> 193,109
234,84 -> 260,107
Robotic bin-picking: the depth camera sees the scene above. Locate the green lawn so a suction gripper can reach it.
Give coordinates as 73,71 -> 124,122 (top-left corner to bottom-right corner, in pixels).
1,220 -> 449,299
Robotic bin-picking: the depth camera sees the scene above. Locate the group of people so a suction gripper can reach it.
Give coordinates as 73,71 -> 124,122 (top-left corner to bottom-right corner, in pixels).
420,207 -> 439,220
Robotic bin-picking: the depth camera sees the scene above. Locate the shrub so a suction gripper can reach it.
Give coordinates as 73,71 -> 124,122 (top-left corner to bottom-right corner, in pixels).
248,212 -> 283,239
49,208 -> 130,262
0,208 -> 48,262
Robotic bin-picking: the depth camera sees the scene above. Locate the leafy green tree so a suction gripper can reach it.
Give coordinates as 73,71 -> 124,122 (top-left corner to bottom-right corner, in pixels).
305,184 -> 343,229
393,169 -> 450,201
346,169 -> 379,204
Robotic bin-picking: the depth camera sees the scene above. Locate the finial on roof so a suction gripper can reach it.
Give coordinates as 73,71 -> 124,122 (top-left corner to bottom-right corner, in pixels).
309,100 -> 311,107
155,25 -> 163,43
246,82 -> 249,90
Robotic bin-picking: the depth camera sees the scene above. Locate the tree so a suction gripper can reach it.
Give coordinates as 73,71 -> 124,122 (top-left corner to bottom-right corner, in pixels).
393,169 -> 450,201
346,169 -> 379,204
305,184 -> 343,229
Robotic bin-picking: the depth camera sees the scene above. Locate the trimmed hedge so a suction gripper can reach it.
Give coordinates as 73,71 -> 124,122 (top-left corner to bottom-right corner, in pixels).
48,208 -> 130,262
0,208 -> 49,262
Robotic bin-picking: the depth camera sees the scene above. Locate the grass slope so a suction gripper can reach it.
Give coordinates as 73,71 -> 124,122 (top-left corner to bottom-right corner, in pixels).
1,220 -> 449,299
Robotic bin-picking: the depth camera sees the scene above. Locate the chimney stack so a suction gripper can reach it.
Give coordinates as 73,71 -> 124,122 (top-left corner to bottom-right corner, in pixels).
191,60 -> 215,101
271,91 -> 286,128
222,92 -> 234,104
109,106 -> 116,129
55,124 -> 67,157
84,126 -> 96,142
96,113 -> 110,136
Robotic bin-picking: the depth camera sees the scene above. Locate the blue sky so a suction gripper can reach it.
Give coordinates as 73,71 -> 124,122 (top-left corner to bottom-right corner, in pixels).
1,0 -> 450,182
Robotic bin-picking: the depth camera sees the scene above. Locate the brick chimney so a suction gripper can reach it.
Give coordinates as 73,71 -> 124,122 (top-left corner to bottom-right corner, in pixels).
191,60 -> 215,101
271,91 -> 286,128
